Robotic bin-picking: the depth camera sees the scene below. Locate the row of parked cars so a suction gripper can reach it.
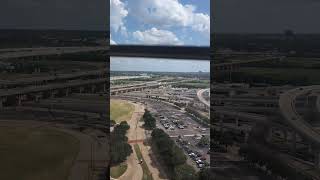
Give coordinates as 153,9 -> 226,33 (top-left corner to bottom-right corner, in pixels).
160,117 -> 187,130
176,137 -> 209,169
188,152 -> 207,168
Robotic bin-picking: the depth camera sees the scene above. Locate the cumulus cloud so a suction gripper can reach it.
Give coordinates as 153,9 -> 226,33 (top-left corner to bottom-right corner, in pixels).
128,0 -> 210,35
133,28 -> 183,45
110,0 -> 128,32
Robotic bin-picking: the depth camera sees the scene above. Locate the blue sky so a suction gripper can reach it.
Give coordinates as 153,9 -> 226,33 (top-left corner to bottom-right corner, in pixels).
111,57 -> 210,72
110,0 -> 210,46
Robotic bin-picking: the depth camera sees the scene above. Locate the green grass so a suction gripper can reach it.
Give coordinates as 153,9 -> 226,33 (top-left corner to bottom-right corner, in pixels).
110,163 -> 128,178
110,100 -> 135,123
134,144 -> 153,180
0,127 -> 80,180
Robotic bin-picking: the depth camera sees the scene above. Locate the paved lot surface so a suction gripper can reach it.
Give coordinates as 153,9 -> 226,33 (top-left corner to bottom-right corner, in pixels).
118,96 -> 210,171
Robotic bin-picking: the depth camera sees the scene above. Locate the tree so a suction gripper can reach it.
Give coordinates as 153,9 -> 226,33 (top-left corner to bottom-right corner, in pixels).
110,141 -> 132,165
110,119 -> 116,126
197,168 -> 211,180
171,145 -> 187,166
143,109 -> 156,130
174,164 -> 197,180
110,121 -> 132,165
197,136 -> 209,147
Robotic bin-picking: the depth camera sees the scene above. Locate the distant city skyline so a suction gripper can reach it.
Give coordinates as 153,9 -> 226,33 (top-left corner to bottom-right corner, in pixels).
111,57 -> 209,72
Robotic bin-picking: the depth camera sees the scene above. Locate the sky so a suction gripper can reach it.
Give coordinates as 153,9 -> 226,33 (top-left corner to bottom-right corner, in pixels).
111,57 -> 210,72
213,0 -> 320,34
110,0 -> 210,46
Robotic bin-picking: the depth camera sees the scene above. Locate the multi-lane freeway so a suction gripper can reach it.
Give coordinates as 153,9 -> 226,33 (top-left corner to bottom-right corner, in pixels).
279,85 -> 320,148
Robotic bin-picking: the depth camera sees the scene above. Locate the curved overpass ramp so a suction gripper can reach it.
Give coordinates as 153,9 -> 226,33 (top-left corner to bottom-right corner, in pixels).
197,88 -> 210,107
279,85 -> 320,148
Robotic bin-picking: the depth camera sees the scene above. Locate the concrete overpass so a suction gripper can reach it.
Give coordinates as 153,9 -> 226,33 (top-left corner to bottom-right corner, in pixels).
110,79 -> 190,95
212,56 -> 282,72
197,88 -> 210,107
110,78 -> 175,90
0,69 -> 107,88
212,97 -> 279,107
0,78 -> 108,108
110,75 -> 150,81
279,85 -> 320,168
0,46 -> 107,60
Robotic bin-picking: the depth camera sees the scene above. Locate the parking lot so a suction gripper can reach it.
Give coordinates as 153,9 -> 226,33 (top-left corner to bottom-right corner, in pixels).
145,99 -> 210,170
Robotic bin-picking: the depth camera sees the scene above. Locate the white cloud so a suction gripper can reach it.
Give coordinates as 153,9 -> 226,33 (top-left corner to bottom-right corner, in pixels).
110,39 -> 117,45
191,13 -> 210,35
132,28 -> 183,45
110,34 -> 117,45
128,0 -> 210,35
110,0 -> 128,32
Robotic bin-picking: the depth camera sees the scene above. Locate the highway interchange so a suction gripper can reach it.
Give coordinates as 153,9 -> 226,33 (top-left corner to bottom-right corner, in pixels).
111,76 -> 211,171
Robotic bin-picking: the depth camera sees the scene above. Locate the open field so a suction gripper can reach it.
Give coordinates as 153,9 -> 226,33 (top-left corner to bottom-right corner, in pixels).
110,99 -> 135,123
134,144 -> 153,180
110,163 -> 128,179
0,126 -> 79,180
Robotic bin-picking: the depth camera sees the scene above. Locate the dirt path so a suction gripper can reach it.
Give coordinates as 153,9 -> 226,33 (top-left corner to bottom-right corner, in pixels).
117,101 -> 167,180
129,102 -> 168,180
117,102 -> 144,180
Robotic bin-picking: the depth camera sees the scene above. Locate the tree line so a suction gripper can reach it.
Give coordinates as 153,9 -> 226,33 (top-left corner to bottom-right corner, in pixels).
151,128 -> 210,180
110,121 -> 133,165
185,106 -> 209,126
142,109 -> 156,130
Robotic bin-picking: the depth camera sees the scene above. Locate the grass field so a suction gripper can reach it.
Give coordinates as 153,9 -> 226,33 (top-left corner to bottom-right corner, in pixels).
110,163 -> 128,178
110,99 -> 135,123
134,144 -> 153,180
0,127 -> 79,180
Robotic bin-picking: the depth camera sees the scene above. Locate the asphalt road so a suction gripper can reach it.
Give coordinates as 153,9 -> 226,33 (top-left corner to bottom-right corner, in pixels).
197,88 -> 210,107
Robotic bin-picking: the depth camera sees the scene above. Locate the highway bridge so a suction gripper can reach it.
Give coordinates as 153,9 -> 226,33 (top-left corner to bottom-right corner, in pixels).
212,97 -> 279,106
110,78 -> 175,90
197,88 -> 210,107
110,79 -> 190,95
0,78 -> 108,108
279,85 -> 320,168
212,56 -> 283,72
0,69 -> 107,88
0,46 -> 107,60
